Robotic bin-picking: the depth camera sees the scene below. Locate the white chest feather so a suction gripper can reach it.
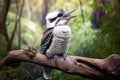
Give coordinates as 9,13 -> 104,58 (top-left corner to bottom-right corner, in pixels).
46,25 -> 71,58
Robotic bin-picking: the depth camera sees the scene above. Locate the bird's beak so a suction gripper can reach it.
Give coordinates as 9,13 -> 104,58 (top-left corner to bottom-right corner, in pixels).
64,9 -> 76,16
61,9 -> 76,20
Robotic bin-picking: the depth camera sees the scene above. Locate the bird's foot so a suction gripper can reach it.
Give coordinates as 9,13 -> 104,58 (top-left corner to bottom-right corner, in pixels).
53,55 -> 61,67
62,54 -> 67,61
53,54 -> 67,66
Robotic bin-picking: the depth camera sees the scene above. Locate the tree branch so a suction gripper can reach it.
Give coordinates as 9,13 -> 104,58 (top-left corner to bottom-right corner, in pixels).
10,0 -> 25,46
0,47 -> 120,80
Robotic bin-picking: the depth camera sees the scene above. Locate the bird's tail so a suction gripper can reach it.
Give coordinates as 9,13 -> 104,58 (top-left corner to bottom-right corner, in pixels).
43,66 -> 51,80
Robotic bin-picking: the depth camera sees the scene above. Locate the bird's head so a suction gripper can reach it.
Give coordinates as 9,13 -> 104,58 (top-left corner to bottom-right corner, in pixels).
46,8 -> 76,28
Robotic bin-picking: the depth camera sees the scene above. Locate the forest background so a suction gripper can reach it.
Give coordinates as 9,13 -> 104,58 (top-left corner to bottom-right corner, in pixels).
0,0 -> 120,80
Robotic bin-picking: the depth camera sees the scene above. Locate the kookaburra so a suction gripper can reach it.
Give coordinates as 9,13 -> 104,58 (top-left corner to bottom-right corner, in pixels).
40,8 -> 75,80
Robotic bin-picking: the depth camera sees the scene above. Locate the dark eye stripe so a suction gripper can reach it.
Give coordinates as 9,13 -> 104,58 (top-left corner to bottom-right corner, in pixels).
49,17 -> 56,23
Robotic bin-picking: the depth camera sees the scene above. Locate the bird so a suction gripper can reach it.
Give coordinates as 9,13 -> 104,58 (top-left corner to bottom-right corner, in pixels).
40,8 -> 75,80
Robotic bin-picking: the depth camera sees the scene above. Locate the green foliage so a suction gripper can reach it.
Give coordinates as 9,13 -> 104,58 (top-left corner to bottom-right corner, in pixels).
0,12 -> 43,80
69,15 -> 97,57
7,12 -> 43,50
68,3 -> 96,58
0,34 -> 7,59
92,0 -> 120,58
51,70 -> 85,80
0,67 -> 23,80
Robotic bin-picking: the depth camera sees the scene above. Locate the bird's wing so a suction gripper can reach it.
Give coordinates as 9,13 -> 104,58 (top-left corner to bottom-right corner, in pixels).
40,28 -> 53,55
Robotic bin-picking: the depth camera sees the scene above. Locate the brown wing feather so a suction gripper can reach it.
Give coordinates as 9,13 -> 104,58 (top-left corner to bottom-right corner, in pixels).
40,28 -> 53,55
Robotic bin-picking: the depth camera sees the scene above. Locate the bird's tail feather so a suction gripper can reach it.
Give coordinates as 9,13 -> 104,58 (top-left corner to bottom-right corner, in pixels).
43,66 -> 51,80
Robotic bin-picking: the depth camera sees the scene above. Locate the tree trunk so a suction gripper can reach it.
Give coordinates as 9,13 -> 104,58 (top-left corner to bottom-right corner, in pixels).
40,0 -> 50,26
91,0 -> 108,29
0,0 -> 11,51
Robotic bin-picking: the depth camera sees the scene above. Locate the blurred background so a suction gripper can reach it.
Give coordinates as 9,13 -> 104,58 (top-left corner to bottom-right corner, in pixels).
0,0 -> 120,80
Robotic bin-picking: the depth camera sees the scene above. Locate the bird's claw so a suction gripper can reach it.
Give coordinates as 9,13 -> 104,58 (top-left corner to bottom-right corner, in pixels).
53,55 -> 60,67
62,54 -> 67,61
53,54 -> 67,66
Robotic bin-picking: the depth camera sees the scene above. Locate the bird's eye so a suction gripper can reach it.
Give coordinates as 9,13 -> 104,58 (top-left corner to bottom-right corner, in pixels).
58,13 -> 63,17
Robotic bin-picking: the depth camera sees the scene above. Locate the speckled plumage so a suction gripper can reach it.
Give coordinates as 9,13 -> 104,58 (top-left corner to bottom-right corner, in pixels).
40,28 -> 53,55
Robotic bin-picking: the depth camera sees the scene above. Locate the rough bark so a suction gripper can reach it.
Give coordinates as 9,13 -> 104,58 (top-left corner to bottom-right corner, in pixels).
0,47 -> 120,80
